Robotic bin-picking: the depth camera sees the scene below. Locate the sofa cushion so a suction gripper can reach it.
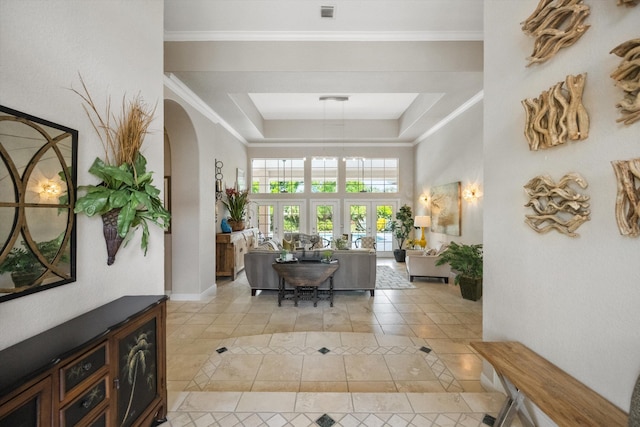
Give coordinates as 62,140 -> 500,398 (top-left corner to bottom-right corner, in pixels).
257,239 -> 280,251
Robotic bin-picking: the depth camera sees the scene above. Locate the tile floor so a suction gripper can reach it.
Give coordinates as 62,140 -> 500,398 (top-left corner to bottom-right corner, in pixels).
164,258 -> 513,426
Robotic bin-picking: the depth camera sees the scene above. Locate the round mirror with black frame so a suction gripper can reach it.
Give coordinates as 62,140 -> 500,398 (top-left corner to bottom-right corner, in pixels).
0,105 -> 77,302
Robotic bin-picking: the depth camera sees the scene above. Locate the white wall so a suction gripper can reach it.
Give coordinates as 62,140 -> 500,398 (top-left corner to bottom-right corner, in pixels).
414,101 -> 484,247
484,0 -> 640,414
163,85 -> 248,299
0,0 -> 165,349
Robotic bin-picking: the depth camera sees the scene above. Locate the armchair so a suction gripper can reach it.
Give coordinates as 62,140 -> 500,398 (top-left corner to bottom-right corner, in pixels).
405,250 -> 451,283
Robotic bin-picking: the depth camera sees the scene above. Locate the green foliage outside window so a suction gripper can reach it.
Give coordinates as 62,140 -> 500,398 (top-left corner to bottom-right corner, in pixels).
311,180 -> 337,193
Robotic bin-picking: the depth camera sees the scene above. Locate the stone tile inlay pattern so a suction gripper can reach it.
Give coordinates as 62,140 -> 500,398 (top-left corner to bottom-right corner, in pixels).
186,336 -> 462,393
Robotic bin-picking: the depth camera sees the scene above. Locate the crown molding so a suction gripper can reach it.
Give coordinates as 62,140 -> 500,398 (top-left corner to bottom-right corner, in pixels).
164,30 -> 483,42
246,141 -> 415,148
414,90 -> 484,144
163,73 -> 248,145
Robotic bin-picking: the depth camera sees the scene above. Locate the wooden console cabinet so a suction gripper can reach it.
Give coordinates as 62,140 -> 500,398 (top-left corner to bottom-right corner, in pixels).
0,295 -> 167,427
216,229 -> 257,279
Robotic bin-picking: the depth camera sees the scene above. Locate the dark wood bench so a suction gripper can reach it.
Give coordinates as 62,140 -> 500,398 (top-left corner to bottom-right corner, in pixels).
471,341 -> 628,427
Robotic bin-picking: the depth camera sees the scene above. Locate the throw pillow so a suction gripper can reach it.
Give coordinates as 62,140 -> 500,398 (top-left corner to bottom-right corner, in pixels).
282,239 -> 293,251
436,243 -> 450,255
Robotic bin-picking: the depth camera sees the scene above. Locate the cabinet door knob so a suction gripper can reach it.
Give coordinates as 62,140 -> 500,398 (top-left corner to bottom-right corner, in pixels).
114,378 -> 120,390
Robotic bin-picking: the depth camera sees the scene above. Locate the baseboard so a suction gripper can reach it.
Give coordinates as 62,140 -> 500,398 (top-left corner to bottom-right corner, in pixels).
165,282 -> 218,301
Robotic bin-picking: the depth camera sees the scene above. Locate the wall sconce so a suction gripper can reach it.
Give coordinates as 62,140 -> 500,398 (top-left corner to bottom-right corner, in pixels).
463,185 -> 482,202
215,158 -> 224,200
413,215 -> 431,249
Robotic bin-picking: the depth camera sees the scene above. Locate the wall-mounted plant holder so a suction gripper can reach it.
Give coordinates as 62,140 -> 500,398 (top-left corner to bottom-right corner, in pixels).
215,159 -> 224,200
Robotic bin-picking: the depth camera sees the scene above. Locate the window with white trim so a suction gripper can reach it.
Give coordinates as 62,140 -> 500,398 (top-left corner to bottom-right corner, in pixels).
344,157 -> 398,193
251,158 -> 305,194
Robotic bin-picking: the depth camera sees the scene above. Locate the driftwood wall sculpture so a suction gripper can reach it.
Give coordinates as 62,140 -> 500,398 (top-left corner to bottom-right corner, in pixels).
617,0 -> 637,6
524,173 -> 590,237
611,158 -> 640,236
610,38 -> 640,125
522,0 -> 591,66
522,73 -> 589,150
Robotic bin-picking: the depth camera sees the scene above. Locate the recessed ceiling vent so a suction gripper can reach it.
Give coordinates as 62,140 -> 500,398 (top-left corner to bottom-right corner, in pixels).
321,5 -> 335,19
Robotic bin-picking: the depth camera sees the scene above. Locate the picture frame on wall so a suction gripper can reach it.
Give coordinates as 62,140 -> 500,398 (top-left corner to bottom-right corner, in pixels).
236,168 -> 246,190
430,181 -> 461,236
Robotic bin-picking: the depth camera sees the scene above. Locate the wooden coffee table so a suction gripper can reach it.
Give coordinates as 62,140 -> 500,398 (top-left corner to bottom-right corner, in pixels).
272,260 -> 339,307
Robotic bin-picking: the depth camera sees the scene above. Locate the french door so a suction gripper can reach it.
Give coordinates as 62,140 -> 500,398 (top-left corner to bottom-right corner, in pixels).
251,200 -> 306,242
310,200 -> 340,246
343,200 -> 396,256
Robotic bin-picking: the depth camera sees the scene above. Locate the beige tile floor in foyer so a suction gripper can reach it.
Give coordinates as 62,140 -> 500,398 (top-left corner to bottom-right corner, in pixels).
164,258 -> 517,427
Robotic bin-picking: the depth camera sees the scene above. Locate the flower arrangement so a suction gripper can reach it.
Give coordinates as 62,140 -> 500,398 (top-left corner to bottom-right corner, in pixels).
222,187 -> 249,222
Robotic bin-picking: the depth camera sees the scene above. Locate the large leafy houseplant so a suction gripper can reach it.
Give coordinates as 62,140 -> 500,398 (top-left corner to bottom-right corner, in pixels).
435,242 -> 483,300
222,187 -> 249,222
72,76 -> 169,264
389,204 -> 413,261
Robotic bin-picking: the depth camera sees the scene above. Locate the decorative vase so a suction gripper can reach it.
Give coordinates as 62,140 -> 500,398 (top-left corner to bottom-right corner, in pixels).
227,219 -> 245,232
102,208 -> 124,266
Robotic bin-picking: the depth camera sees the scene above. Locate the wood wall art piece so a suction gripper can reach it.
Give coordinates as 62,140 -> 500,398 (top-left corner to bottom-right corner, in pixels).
430,182 -> 461,236
617,0 -> 637,6
522,73 -> 589,150
610,38 -> 640,125
522,0 -> 591,66
611,158 -> 640,237
524,173 -> 590,237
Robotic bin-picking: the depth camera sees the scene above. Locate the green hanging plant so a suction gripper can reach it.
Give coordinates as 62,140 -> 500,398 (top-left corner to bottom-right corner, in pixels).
71,75 -> 170,263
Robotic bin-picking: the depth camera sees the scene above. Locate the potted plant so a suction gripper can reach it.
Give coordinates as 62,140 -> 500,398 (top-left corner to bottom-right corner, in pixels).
435,242 -> 483,301
221,187 -> 249,231
72,76 -> 170,265
0,235 -> 68,287
389,204 -> 413,262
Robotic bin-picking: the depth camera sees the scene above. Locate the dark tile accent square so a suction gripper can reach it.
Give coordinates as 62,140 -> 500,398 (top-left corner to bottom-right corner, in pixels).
420,346 -> 432,353
482,414 -> 496,426
216,347 -> 228,354
318,347 -> 330,354
316,413 -> 336,427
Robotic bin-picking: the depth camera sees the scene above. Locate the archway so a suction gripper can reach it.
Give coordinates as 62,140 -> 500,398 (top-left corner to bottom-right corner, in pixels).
163,99 -> 203,297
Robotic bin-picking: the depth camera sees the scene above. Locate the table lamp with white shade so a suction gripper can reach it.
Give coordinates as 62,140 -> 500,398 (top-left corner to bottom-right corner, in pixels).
413,216 -> 431,249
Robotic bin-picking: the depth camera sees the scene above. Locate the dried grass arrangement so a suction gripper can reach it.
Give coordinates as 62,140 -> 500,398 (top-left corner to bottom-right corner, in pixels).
71,75 -> 156,168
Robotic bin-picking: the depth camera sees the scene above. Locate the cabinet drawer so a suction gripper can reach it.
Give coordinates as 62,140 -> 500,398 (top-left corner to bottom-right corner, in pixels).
85,407 -> 109,427
60,342 -> 108,397
60,376 -> 108,427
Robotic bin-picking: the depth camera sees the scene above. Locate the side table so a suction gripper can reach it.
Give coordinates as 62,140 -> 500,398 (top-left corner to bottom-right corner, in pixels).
272,260 -> 339,307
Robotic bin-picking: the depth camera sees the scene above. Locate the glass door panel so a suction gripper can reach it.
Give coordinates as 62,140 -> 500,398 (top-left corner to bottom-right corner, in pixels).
344,200 -> 396,256
252,200 -> 306,243
253,203 -> 274,242
310,201 -> 338,247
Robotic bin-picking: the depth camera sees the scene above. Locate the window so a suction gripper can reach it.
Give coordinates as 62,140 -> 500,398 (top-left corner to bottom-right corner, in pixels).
251,158 -> 305,194
311,157 -> 338,193
345,157 -> 398,193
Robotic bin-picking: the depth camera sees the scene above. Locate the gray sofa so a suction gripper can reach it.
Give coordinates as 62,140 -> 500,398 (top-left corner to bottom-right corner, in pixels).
244,249 -> 377,296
